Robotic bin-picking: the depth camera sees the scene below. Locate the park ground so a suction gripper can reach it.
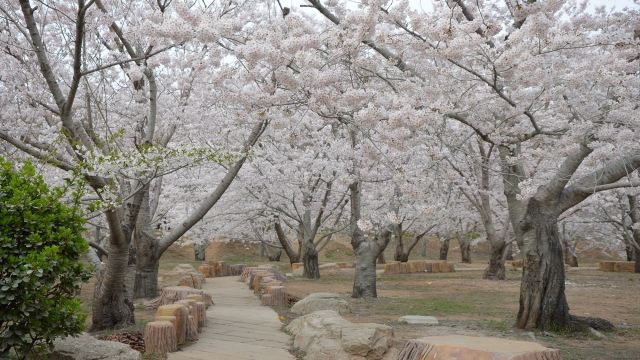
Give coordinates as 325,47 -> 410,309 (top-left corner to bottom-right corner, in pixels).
79,238 -> 640,360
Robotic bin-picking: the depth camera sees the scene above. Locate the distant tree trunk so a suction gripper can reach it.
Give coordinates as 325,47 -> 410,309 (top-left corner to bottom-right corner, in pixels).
484,241 -> 506,280
420,236 -> 428,257
274,220 -> 300,264
377,253 -> 386,264
504,242 -> 514,260
627,195 -> 640,273
268,248 -> 282,262
194,243 -> 207,261
439,237 -> 450,261
459,237 -> 472,263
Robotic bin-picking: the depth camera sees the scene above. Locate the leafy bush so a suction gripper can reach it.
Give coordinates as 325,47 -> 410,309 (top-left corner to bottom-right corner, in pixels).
0,159 -> 91,359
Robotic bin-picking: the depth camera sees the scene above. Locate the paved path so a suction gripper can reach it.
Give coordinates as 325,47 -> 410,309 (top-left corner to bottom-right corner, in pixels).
169,276 -> 294,360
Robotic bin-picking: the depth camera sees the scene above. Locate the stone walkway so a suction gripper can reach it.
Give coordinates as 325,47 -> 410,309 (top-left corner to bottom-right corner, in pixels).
169,276 -> 294,360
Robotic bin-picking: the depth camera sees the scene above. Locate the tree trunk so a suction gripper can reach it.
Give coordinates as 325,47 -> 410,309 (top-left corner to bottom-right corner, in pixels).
274,220 -> 300,263
563,243 -> 578,267
505,242 -> 514,260
352,241 -> 380,298
194,243 -> 206,262
91,211 -> 136,330
377,253 -> 386,264
516,199 -> 570,330
133,186 -> 161,299
483,241 -> 506,280
268,248 -> 282,262
420,236 -> 428,257
303,244 -> 320,279
459,238 -> 471,263
439,238 -> 450,261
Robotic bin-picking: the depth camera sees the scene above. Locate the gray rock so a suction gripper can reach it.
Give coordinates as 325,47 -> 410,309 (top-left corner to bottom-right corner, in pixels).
398,315 -> 439,325
291,293 -> 352,315
50,333 -> 140,360
286,310 -> 394,360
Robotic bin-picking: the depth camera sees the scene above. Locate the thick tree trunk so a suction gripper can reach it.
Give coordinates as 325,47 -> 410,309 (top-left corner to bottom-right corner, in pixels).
439,238 -> 450,261
377,253 -> 386,264
134,187 -> 161,299
194,243 -> 206,261
483,241 -> 506,280
303,243 -> 320,279
352,242 -> 380,298
91,211 -> 136,330
459,239 -> 471,263
516,200 -> 570,330
394,251 -> 409,262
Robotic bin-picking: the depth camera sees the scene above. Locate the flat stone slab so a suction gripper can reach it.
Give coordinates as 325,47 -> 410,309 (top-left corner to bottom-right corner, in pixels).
398,335 -> 560,360
399,315 -> 439,325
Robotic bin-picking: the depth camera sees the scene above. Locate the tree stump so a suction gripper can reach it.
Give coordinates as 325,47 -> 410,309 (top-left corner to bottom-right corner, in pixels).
186,315 -> 199,341
261,294 -> 274,306
156,304 -> 189,345
195,301 -> 207,329
144,320 -> 177,355
267,286 -> 287,306
197,265 -> 212,278
149,286 -> 213,307
186,294 -> 210,308
154,315 -> 178,345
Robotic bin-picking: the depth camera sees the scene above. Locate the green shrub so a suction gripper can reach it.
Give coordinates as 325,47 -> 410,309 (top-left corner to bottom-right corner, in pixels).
0,159 -> 91,359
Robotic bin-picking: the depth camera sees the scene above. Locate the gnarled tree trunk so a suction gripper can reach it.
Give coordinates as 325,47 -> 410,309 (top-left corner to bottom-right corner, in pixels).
516,199 -> 570,330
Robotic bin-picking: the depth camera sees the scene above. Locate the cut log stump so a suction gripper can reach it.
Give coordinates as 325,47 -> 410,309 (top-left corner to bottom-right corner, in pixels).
156,304 -> 189,345
144,320 -> 177,355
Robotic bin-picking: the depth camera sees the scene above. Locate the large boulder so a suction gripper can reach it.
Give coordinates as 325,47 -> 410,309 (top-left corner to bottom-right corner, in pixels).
286,310 -> 394,360
50,333 -> 140,360
291,293 -> 352,316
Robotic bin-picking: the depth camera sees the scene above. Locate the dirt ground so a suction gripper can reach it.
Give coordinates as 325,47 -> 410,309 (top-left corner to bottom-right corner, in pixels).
78,238 -> 640,359
284,266 -> 640,360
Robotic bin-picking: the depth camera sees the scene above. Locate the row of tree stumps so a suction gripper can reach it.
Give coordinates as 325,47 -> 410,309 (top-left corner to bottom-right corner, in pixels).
143,284 -> 213,356
197,261 -> 246,278
240,265 -> 290,307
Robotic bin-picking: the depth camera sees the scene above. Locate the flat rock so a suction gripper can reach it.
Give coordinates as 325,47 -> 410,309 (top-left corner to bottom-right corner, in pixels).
291,293 -> 352,315
398,335 -> 560,360
50,333 -> 140,360
398,315 -> 439,325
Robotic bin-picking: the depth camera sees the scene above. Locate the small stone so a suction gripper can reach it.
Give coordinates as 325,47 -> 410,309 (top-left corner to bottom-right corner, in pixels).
589,327 -> 606,339
398,315 -> 439,325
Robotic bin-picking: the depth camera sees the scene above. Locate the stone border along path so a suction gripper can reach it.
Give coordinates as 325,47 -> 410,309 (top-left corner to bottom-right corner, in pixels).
168,276 -> 295,360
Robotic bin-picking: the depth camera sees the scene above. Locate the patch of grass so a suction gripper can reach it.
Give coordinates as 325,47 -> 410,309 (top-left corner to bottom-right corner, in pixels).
483,319 -> 511,332
370,297 -> 475,316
